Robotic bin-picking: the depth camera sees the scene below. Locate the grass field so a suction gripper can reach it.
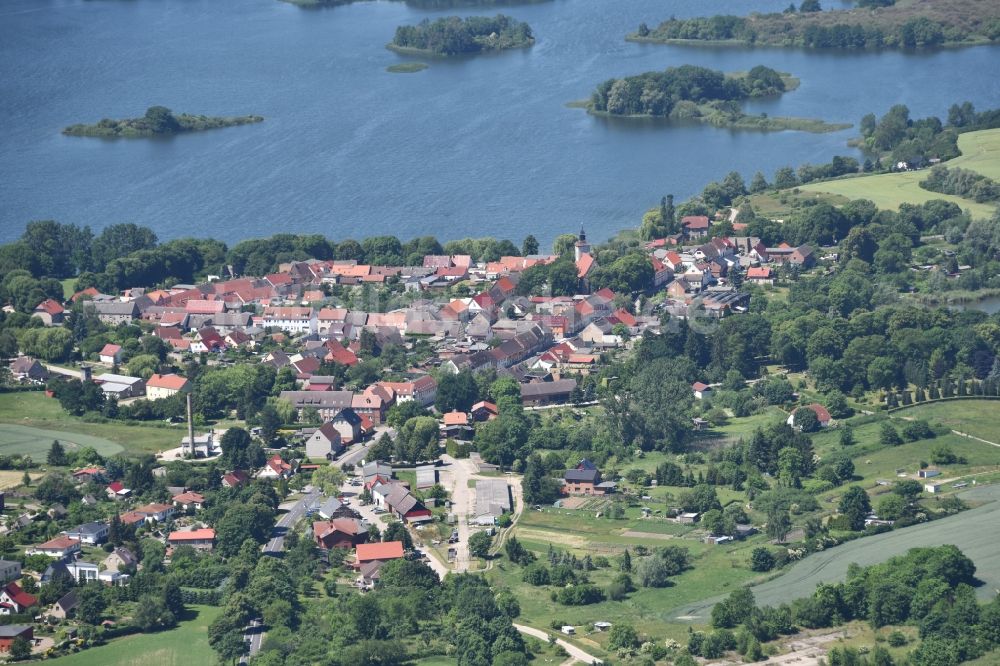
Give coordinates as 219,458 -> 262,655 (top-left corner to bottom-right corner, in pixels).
493,506 -> 770,651
46,605 -> 220,666
0,392 -> 187,457
671,483 -> 1000,623
797,128 -> 1000,219
0,424 -> 123,458
893,399 -> 1000,444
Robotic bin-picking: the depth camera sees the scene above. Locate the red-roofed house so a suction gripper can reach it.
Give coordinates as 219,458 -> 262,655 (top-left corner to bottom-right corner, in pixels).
0,583 -> 37,614
222,470 -> 250,488
355,541 -> 405,566
33,299 -> 65,326
105,481 -> 130,500
313,518 -> 367,550
324,340 -> 358,367
184,299 -> 225,315
27,536 -> 81,559
133,503 -> 175,523
71,287 -> 100,302
682,215 -> 710,239
172,491 -> 206,511
258,455 -> 294,480
787,403 -> 833,429
146,373 -> 191,400
441,411 -> 472,439
746,266 -> 773,285
692,382 -> 712,400
471,401 -> 498,422
167,528 -> 216,551
99,344 -> 122,365
118,512 -> 145,526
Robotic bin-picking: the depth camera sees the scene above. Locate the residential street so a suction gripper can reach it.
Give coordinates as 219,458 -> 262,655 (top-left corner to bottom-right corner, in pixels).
243,486 -> 320,662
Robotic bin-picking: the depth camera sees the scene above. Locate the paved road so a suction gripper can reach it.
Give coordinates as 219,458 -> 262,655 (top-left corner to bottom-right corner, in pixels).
242,488 -> 320,662
513,623 -> 603,665
265,488 -> 320,554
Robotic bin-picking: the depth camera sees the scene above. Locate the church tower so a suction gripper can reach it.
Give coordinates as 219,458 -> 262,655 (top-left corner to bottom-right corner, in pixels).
574,226 -> 591,261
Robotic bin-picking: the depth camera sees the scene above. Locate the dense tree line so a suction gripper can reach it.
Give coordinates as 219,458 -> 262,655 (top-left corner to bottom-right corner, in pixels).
0,220 -> 531,296
636,7 -> 1000,49
590,65 -> 787,117
392,14 -> 533,55
690,545 -> 998,665
920,165 -> 1000,203
248,568 -> 531,665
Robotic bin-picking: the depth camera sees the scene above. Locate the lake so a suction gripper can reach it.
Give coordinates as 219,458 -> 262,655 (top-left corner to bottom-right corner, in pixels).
1,0 -> 999,248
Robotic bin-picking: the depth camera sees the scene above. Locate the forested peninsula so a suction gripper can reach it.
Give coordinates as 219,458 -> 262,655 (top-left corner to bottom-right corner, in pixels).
628,0 -> 1000,50
583,65 -> 850,133
63,106 -> 263,138
389,15 -> 533,56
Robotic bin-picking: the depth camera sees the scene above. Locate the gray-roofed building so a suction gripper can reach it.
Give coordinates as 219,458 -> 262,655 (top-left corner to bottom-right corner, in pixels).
305,422 -> 343,461
475,479 -> 511,522
362,461 -> 393,484
280,390 -> 354,421
9,357 -> 48,383
86,300 -> 139,325
62,522 -> 109,545
415,464 -> 438,490
93,373 -> 145,399
520,378 -> 577,406
50,589 -> 78,619
0,561 -> 20,585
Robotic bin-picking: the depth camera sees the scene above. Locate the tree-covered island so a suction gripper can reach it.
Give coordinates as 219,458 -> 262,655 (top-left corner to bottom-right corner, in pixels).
583,65 -> 851,133
63,106 -> 264,138
628,0 -> 1000,50
389,14 -> 533,56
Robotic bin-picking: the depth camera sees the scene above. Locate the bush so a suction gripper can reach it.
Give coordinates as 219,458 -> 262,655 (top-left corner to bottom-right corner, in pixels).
887,630 -> 908,647
901,419 -> 935,441
879,422 -> 903,446
749,547 -> 775,572
555,584 -> 605,605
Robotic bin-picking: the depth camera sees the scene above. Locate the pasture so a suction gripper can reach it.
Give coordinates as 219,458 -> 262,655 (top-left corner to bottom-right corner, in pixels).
894,398 -> 1000,444
796,128 -> 1000,219
0,392 -> 185,457
670,483 -> 1000,623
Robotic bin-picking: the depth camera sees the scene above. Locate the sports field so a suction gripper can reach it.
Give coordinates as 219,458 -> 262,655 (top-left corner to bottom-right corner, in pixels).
45,606 -> 219,666
798,128 -> 1000,219
671,483 -> 1000,622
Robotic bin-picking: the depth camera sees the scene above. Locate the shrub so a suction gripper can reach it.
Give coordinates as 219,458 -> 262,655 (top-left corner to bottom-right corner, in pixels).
749,547 -> 775,572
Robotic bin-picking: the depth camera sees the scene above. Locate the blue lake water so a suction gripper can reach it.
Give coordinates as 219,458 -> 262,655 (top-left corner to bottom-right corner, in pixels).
1,0 -> 999,248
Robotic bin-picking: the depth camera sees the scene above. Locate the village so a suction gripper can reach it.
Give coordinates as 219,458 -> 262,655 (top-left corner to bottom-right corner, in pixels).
0,208 -> 997,666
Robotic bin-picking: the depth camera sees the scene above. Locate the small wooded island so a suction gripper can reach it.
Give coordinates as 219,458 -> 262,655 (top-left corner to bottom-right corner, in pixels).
63,106 -> 263,138
389,14 -> 533,56
582,65 -> 850,133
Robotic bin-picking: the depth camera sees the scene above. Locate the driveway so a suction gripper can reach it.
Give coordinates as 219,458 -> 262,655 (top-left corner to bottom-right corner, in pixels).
439,454 -> 524,573
513,623 -> 602,665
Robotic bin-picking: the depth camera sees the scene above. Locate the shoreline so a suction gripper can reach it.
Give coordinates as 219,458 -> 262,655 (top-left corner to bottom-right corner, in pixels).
570,101 -> 851,134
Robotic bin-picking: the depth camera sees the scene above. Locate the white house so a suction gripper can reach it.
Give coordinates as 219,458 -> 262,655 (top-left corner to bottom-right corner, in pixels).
27,536 -> 81,559
260,306 -> 317,335
305,423 -> 344,461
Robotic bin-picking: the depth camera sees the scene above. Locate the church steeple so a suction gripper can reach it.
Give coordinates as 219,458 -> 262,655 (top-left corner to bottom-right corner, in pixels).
574,226 -> 591,261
